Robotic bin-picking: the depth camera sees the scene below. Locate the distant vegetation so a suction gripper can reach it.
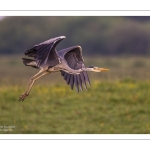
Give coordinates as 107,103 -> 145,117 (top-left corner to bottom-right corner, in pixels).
1,16 -> 150,55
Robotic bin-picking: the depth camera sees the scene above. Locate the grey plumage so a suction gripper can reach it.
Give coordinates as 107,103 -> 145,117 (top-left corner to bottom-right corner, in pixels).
19,36 -> 109,101
22,58 -> 38,68
23,42 -> 91,92
59,46 -> 91,92
24,37 -> 63,68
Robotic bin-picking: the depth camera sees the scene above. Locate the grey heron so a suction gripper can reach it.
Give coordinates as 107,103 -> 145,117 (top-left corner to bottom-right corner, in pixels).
19,36 -> 109,101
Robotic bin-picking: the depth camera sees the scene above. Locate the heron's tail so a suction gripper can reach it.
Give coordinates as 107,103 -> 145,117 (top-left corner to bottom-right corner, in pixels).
22,58 -> 38,69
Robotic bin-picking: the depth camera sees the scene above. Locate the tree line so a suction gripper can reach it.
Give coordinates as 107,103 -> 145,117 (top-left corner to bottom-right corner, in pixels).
0,16 -> 150,55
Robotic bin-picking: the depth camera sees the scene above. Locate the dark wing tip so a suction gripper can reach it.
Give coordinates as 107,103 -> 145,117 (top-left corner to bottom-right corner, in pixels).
60,70 -> 91,92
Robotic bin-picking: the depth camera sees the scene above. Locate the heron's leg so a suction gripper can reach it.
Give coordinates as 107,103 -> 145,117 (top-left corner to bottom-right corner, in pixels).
30,68 -> 47,79
25,71 -> 50,96
19,70 -> 50,101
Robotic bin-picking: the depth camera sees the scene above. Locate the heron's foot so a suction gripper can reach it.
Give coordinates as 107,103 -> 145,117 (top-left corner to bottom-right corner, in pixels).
18,93 -> 29,102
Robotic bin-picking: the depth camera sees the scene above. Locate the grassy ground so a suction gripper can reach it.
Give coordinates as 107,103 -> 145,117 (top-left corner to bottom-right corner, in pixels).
0,55 -> 150,133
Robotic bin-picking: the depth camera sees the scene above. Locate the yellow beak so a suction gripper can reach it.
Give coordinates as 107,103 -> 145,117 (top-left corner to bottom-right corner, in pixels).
99,68 -> 110,72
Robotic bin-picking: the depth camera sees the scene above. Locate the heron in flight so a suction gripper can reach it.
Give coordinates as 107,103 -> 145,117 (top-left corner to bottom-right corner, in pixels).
19,36 -> 109,101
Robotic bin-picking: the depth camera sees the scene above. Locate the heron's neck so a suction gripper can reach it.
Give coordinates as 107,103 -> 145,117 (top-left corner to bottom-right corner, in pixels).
60,64 -> 82,74
83,67 -> 95,72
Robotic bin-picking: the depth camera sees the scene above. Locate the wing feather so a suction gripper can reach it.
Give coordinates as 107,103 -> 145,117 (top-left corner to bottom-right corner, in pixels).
77,74 -> 83,91
59,46 -> 91,92
70,75 -> 74,90
74,75 -> 79,92
61,70 -> 65,76
64,73 -> 68,80
80,72 -> 87,90
66,74 -> 71,85
24,37 -> 64,68
83,71 -> 91,88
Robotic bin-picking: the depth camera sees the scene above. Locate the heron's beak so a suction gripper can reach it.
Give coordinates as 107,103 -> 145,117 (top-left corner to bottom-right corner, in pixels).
98,68 -> 110,72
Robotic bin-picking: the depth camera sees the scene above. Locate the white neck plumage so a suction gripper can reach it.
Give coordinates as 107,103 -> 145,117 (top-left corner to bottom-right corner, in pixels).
83,67 -> 110,72
61,65 -> 109,74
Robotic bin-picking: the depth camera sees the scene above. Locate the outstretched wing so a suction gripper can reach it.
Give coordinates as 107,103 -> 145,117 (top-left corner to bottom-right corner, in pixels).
24,36 -> 65,68
58,46 -> 91,92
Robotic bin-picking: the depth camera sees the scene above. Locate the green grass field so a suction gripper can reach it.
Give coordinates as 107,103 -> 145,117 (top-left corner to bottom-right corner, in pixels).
1,55 -> 150,133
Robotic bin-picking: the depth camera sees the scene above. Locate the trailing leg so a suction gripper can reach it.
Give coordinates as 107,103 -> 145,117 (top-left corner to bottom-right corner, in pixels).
19,69 -> 49,101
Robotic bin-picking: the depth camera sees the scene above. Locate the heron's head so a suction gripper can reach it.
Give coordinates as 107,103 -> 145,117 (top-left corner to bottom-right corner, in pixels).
88,65 -> 110,72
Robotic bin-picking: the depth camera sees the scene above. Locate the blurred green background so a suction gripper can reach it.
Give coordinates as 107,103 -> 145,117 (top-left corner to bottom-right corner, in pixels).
1,16 -> 150,134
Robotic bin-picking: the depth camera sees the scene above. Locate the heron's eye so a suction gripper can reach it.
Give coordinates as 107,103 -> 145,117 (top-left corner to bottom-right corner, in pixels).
89,65 -> 94,68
